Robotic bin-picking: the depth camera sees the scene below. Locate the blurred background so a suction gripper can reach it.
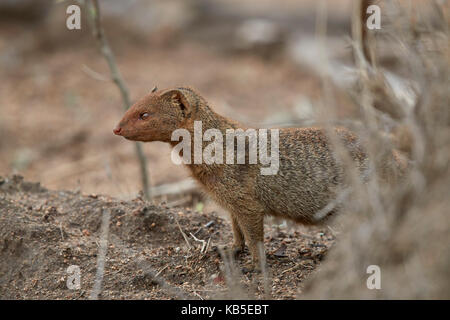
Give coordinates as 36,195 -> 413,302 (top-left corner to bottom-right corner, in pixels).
0,0 -> 366,199
0,0 -> 446,198
0,0 -> 448,299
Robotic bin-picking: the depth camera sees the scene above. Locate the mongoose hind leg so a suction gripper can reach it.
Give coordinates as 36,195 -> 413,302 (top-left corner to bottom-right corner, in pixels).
233,210 -> 265,271
215,214 -> 245,261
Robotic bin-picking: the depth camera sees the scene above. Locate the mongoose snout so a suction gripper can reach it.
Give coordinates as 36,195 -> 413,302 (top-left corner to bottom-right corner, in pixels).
113,126 -> 122,135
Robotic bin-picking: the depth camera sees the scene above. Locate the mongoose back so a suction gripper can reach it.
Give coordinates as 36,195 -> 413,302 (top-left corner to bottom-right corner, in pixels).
114,87 -> 371,268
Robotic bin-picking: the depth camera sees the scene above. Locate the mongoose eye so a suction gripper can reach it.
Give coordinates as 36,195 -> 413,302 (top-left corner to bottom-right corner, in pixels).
139,112 -> 149,120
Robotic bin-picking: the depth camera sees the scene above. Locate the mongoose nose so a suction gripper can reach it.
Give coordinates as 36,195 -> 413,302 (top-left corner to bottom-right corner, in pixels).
113,126 -> 122,135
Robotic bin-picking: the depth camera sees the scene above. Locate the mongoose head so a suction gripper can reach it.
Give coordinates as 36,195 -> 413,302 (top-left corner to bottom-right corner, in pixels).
113,87 -> 197,142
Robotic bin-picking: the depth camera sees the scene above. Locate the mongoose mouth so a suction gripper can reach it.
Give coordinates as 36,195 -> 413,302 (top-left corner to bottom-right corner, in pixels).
113,126 -> 122,135
113,123 -> 146,141
113,128 -> 145,142
113,126 -> 137,140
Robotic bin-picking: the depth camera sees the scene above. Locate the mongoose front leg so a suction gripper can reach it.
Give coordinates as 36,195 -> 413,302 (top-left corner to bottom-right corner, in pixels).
235,212 -> 265,271
231,213 -> 245,256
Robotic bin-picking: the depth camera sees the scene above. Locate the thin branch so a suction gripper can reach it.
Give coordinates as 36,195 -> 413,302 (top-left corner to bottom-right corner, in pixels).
175,218 -> 192,249
189,232 -> 207,253
81,64 -> 109,81
151,179 -> 198,197
87,0 -> 151,200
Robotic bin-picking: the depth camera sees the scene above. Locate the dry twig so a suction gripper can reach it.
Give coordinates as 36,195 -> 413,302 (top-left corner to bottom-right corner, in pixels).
175,218 -> 192,249
86,0 -> 151,200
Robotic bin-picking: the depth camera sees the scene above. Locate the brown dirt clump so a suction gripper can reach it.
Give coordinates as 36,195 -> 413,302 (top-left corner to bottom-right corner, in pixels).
0,175 -> 333,299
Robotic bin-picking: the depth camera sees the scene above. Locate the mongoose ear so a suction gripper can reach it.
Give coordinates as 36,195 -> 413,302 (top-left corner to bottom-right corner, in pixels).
161,89 -> 191,117
151,86 -> 158,93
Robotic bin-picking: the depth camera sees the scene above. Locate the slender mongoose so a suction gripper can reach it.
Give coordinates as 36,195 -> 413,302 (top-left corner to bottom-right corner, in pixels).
113,87 -> 390,269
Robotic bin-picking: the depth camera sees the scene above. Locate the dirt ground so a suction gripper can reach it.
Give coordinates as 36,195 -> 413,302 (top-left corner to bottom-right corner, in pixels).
0,175 -> 333,299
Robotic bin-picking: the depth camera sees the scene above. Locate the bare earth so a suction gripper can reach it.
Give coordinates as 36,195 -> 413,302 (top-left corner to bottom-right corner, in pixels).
0,175 -> 334,299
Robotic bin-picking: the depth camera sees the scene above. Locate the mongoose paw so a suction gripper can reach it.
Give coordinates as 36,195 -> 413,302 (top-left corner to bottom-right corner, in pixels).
231,244 -> 245,258
214,244 -> 245,260
241,263 -> 261,274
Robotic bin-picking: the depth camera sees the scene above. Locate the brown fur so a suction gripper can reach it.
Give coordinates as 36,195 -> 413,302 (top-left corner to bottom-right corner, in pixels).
114,87 -> 382,267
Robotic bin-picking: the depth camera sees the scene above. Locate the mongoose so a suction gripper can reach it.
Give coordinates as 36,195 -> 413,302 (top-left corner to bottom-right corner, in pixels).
113,87 -> 372,269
